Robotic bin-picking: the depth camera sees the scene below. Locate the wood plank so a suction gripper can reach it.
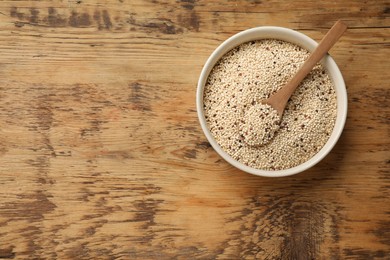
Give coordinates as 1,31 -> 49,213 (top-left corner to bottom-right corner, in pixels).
0,0 -> 389,259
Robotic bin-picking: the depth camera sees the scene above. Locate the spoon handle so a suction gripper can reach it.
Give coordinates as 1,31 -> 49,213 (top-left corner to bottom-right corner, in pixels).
268,20 -> 347,115
290,20 -> 348,88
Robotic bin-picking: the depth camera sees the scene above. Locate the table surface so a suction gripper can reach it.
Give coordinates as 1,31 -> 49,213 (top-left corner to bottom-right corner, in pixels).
0,0 -> 389,259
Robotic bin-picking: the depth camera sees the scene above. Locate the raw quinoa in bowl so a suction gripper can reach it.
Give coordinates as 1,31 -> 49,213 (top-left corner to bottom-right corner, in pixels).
196,27 -> 347,177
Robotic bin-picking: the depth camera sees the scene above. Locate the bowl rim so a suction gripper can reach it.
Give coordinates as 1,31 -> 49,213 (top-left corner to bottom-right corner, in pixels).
196,26 -> 347,177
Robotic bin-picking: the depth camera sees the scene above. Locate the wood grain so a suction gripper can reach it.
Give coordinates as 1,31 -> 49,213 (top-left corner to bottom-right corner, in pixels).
0,0 -> 389,259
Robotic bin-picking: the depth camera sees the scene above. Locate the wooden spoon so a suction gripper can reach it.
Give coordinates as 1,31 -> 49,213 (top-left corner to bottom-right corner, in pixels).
262,20 -> 347,117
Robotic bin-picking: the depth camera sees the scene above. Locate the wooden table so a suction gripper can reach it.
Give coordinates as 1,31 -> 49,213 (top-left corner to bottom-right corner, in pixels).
0,1 -> 389,259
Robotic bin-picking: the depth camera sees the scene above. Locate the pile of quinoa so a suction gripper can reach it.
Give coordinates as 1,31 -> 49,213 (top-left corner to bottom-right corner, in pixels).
239,103 -> 280,146
203,39 -> 337,171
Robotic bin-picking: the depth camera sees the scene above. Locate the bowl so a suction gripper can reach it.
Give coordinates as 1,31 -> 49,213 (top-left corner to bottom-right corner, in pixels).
196,26 -> 347,177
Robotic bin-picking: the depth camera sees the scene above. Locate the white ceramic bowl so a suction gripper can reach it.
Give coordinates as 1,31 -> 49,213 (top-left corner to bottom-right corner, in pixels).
196,26 -> 347,177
